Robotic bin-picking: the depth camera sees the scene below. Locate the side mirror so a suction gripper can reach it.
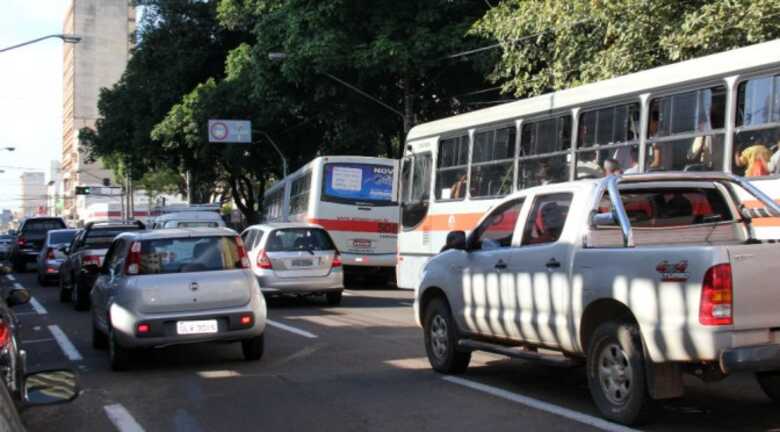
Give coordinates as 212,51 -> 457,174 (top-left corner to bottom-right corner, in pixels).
6,288 -> 30,307
441,230 -> 466,252
59,245 -> 69,255
23,369 -> 79,406
591,211 -> 617,227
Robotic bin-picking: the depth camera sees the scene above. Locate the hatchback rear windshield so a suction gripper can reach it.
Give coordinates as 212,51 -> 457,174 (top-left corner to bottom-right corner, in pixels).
23,219 -> 65,233
138,236 -> 243,274
49,231 -> 76,245
266,228 -> 336,252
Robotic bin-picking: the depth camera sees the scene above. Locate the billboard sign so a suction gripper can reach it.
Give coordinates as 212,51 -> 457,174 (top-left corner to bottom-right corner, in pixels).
208,120 -> 252,143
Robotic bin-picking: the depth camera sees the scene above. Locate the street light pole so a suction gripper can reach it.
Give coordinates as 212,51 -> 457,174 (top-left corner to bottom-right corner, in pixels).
0,34 -> 81,53
254,130 -> 289,221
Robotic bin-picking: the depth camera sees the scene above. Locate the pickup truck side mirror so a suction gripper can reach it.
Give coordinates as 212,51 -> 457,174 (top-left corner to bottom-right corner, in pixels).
441,230 -> 466,252
591,211 -> 618,227
6,287 -> 30,307
23,369 -> 79,406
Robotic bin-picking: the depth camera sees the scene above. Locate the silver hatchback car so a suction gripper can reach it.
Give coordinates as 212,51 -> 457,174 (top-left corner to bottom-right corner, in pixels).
90,228 -> 267,370
240,223 -> 344,305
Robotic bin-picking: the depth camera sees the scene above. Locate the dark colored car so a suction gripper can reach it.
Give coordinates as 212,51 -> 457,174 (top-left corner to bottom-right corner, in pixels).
9,218 -> 67,272
0,235 -> 12,260
59,220 -> 146,310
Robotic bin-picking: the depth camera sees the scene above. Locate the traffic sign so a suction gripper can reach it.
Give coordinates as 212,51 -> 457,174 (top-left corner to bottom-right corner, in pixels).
208,120 -> 252,143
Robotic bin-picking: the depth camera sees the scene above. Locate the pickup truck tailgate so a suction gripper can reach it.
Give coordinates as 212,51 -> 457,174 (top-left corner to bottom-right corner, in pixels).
727,243 -> 780,330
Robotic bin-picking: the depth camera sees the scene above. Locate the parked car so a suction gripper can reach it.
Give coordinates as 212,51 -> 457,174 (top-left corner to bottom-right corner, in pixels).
59,220 -> 145,310
240,223 -> 344,305
35,229 -> 78,286
0,235 -> 12,261
8,217 -> 67,272
415,173 -> 780,425
149,211 -> 226,229
90,227 -> 267,370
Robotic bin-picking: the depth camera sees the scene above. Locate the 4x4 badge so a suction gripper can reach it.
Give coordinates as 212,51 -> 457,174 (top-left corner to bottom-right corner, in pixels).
656,260 -> 689,282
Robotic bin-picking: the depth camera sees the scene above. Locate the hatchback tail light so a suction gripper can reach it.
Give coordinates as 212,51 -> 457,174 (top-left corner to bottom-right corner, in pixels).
257,250 -> 272,269
699,263 -> 733,326
46,247 -> 55,260
235,237 -> 250,269
16,237 -> 25,247
83,255 -> 101,268
124,241 -> 142,275
331,252 -> 342,268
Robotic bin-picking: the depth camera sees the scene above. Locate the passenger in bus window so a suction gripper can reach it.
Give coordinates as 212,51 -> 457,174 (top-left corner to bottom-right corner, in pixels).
623,147 -> 640,174
647,112 -> 673,171
735,140 -> 771,177
576,149 -> 602,179
603,159 -> 622,176
770,142 -> 780,174
450,174 -> 467,199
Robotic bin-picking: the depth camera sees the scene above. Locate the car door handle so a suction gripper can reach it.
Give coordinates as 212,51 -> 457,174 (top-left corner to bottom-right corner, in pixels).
545,258 -> 561,269
494,260 -> 508,270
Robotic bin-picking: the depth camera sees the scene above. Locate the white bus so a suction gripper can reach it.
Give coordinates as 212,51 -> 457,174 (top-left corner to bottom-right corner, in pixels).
264,156 -> 399,282
398,39 -> 780,290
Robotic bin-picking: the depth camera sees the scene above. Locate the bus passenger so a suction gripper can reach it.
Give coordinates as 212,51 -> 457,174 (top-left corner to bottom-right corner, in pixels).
735,141 -> 771,177
603,159 -> 622,176
450,174 -> 467,199
624,147 -> 640,174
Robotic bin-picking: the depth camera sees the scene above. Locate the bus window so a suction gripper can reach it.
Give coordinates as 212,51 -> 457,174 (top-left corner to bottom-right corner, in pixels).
517,116 -> 571,189
734,74 -> 780,177
470,126 -> 515,198
576,103 -> 640,178
321,162 -> 395,206
263,187 -> 284,221
646,86 -> 726,172
402,152 -> 432,229
435,135 -> 469,200
290,171 -> 311,215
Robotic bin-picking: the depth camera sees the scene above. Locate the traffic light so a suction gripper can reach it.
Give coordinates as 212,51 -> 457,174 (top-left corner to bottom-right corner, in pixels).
75,186 -> 92,195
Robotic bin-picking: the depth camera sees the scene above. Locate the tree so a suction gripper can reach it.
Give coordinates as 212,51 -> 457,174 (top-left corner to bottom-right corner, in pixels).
471,0 -> 780,98
79,0 -> 251,201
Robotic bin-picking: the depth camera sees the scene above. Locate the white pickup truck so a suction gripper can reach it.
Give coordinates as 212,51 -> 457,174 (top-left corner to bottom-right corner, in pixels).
414,172 -> 780,425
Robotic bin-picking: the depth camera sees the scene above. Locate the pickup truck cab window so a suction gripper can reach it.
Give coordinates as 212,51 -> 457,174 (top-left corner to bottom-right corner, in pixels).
521,193 -> 572,246
470,198 -> 525,250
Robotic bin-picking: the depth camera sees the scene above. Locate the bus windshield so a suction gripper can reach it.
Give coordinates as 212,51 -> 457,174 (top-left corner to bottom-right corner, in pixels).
321,162 -> 396,206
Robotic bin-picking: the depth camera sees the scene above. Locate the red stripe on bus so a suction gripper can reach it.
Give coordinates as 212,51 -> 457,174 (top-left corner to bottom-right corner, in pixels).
308,218 -> 399,233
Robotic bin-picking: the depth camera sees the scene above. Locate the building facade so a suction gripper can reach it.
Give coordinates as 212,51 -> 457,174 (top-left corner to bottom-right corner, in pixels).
61,0 -> 136,222
19,172 -> 47,217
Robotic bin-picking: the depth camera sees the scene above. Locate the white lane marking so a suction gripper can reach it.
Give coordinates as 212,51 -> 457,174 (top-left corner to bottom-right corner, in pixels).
21,338 -> 55,344
30,297 -> 48,315
197,370 -> 241,379
342,291 -> 355,296
104,404 -> 145,432
266,319 -> 318,339
6,275 -> 15,281
442,376 -> 640,432
48,325 -> 83,361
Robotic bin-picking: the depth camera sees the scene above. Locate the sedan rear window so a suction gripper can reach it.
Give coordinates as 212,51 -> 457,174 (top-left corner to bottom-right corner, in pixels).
266,229 -> 336,252
23,219 -> 65,233
138,237 -> 242,274
86,227 -> 144,249
49,231 -> 76,245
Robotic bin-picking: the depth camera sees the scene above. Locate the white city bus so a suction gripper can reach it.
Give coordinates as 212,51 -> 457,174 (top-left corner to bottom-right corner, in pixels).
398,39 -> 780,290
264,156 -> 399,282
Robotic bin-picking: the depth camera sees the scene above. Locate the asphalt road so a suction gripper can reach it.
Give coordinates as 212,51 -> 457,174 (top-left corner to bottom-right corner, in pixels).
2,268 -> 779,432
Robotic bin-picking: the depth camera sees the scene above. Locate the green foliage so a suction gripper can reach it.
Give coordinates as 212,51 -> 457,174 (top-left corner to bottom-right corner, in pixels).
472,0 -> 780,97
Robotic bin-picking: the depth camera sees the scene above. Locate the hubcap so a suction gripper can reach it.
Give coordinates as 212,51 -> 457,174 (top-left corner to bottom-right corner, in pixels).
430,315 -> 449,359
597,343 -> 633,405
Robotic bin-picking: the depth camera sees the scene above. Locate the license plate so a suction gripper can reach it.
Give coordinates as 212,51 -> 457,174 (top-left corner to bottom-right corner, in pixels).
291,259 -> 312,267
176,320 -> 218,335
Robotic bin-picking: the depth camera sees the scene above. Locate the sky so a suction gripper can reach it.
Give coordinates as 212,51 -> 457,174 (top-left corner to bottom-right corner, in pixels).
0,0 -> 73,212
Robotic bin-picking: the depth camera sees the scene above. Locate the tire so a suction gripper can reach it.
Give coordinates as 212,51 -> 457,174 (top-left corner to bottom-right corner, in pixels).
423,297 -> 471,374
586,321 -> 653,426
326,291 -> 342,306
241,335 -> 264,361
72,277 -> 90,311
58,276 -> 71,303
37,272 -> 44,286
108,326 -> 131,371
756,371 -> 780,403
92,315 -> 108,350
12,258 -> 24,273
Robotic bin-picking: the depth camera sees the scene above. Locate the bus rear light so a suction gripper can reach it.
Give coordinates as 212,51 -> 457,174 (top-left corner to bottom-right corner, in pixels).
699,263 -> 733,326
257,250 -> 272,269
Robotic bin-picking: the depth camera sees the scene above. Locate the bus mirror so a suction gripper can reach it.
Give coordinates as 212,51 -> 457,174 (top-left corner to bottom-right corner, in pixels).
441,230 -> 466,252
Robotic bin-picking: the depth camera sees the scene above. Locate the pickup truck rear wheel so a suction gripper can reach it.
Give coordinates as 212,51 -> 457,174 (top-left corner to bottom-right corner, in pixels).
58,277 -> 71,303
423,298 -> 470,374
756,371 -> 780,403
587,321 -> 653,425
